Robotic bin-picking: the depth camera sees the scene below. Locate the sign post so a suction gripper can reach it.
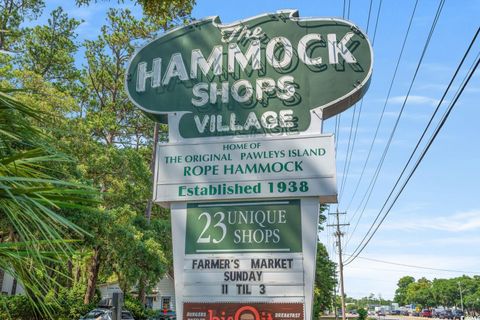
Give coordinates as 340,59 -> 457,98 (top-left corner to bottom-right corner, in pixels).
125,8 -> 372,320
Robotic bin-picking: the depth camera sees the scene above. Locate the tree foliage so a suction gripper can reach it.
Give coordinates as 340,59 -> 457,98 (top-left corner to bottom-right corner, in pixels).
74,0 -> 195,27
394,275 -> 480,312
0,0 -> 44,50
0,88 -> 97,317
0,0 -> 188,316
394,275 -> 415,305
82,8 -> 160,147
15,7 -> 81,86
358,308 -> 368,320
313,205 -> 337,317
313,242 -> 337,316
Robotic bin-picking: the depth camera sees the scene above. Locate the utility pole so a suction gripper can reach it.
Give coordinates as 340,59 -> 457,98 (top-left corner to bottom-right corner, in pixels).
328,210 -> 349,320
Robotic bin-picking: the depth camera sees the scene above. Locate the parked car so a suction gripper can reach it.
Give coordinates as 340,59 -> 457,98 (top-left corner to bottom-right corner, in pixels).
376,311 -> 386,317
441,310 -> 453,319
391,310 -> 401,315
452,310 -> 463,320
411,311 -> 420,317
80,308 -> 135,320
401,310 -> 410,316
432,310 -> 444,318
421,309 -> 432,318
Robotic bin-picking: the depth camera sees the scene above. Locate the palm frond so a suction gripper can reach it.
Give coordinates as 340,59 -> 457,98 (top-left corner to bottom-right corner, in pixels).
0,88 -> 98,318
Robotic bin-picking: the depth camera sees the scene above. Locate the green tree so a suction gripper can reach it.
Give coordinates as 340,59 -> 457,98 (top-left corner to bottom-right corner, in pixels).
313,243 -> 337,317
102,206 -> 168,294
0,88 -> 96,318
73,8 -> 165,304
82,8 -> 160,147
1,0 -> 196,313
431,278 -> 457,307
15,7 -> 81,87
0,0 -> 44,51
75,0 -> 195,27
394,276 -> 415,305
406,277 -> 434,308
358,308 -> 368,320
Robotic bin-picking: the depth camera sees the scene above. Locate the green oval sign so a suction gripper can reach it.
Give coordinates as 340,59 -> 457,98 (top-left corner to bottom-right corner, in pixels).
125,10 -> 373,138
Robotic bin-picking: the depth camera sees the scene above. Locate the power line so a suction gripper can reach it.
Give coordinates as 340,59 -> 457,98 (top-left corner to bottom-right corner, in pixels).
347,0 -> 352,20
338,0 -> 382,236
338,105 -> 357,200
370,0 -> 383,47
344,0 -> 446,256
345,17 -> 476,264
346,53 -> 480,265
337,0 -> 380,208
344,40 -> 480,266
343,0 -> 420,250
345,26 -> 480,262
346,255 -> 480,275
343,0 -> 418,215
334,114 -> 341,160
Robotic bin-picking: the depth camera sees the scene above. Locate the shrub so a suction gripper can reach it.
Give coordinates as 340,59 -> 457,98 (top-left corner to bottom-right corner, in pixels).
0,295 -> 37,319
46,284 -> 98,320
0,284 -> 98,320
124,295 -> 155,320
358,308 -> 368,320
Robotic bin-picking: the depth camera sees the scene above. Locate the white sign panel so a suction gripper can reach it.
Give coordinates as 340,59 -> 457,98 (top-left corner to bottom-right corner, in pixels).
171,198 -> 320,320
154,134 -> 337,204
183,254 -> 305,299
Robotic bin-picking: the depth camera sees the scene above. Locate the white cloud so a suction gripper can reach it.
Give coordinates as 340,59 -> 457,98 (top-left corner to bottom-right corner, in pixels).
384,209 -> 480,232
426,235 -> 480,246
417,83 -> 448,91
421,63 -> 453,73
465,86 -> 480,93
387,95 -> 442,106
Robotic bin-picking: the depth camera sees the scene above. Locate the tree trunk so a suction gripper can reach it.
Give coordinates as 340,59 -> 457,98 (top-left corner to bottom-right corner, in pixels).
115,270 -> 128,295
66,259 -> 73,288
84,246 -> 101,304
75,261 -> 81,283
138,275 -> 146,305
145,122 -> 159,223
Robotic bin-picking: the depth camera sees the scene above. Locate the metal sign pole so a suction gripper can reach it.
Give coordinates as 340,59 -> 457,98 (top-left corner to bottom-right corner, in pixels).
112,292 -> 124,320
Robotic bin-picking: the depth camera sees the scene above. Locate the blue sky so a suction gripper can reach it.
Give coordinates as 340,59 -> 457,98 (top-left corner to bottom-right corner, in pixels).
34,0 -> 480,300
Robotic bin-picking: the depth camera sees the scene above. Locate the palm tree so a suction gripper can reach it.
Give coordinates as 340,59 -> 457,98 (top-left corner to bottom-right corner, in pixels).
0,88 -> 96,318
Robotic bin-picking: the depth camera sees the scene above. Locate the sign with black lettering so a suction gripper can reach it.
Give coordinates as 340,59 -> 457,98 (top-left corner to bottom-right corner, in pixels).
177,199 -> 308,316
172,197 -> 320,320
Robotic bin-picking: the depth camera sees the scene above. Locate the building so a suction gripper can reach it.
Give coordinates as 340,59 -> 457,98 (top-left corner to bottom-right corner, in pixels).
98,273 -> 176,311
0,270 -> 24,296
